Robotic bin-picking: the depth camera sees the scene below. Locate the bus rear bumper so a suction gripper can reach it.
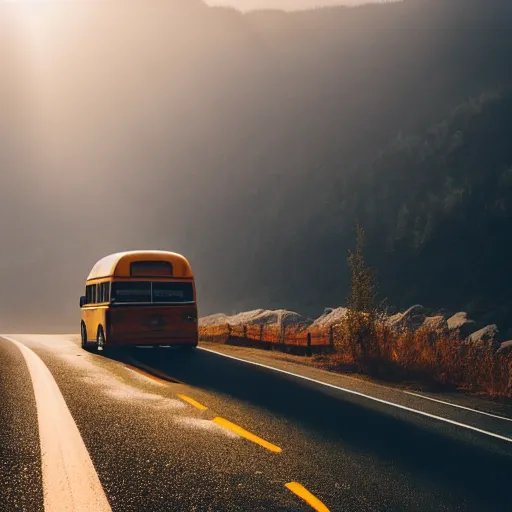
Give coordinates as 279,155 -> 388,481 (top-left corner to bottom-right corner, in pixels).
106,335 -> 198,348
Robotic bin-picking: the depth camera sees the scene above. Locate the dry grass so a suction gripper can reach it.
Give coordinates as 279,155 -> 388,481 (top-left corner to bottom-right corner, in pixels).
361,323 -> 511,396
390,326 -> 512,396
200,319 -> 512,397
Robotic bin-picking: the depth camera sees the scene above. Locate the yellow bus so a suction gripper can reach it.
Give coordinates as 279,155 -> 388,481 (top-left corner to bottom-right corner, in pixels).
80,250 -> 198,351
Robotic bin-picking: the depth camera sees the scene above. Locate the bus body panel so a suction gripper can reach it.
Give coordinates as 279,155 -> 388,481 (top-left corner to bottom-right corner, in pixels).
82,306 -> 107,343
107,304 -> 198,347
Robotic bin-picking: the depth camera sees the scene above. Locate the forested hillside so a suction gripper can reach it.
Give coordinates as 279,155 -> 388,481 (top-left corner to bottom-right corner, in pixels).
344,89 -> 512,327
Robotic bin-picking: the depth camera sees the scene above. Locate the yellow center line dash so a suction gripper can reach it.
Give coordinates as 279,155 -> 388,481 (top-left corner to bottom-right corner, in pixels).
212,417 -> 282,453
178,394 -> 208,411
123,356 -> 183,384
285,482 -> 330,512
124,366 -> 169,385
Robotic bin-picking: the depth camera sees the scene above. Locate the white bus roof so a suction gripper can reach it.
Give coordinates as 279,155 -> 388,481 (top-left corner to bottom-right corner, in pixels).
86,250 -> 193,281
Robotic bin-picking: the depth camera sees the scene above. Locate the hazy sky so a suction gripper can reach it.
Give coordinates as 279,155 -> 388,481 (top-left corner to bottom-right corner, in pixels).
205,1 -> 394,12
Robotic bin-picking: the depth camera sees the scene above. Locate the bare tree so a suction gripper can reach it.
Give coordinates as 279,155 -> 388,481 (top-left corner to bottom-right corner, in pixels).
345,224 -> 380,372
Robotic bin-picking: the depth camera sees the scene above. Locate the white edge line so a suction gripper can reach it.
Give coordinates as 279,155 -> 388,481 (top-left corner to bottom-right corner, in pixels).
1,335 -> 112,512
403,390 -> 512,423
198,347 -> 512,444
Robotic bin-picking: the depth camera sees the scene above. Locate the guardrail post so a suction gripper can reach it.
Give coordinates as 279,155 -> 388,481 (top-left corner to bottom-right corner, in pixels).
306,332 -> 312,357
260,324 -> 264,341
243,324 -> 247,339
227,324 -> 232,343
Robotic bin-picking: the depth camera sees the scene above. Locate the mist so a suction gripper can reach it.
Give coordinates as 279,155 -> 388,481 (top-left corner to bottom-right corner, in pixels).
204,0 -> 399,12
1,0 -> 511,332
1,0 -> 287,331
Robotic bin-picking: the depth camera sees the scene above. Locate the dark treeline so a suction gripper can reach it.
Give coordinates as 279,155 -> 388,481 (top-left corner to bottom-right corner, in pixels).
343,89 -> 512,328
1,0 -> 512,330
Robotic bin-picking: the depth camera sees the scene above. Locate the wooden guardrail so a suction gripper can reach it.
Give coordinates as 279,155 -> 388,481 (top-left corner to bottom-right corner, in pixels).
199,323 -> 335,355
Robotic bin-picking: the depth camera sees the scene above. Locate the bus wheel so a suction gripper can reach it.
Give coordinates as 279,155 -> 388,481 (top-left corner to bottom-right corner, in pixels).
96,326 -> 106,352
81,323 -> 88,351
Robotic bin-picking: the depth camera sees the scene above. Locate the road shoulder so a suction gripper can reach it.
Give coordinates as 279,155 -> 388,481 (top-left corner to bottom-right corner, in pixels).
199,342 -> 512,423
0,337 -> 44,512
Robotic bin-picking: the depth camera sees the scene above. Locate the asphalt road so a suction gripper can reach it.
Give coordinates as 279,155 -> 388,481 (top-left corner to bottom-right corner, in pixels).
1,334 -> 511,512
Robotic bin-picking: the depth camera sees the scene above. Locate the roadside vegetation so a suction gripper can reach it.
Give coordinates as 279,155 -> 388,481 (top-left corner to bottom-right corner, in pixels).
200,226 -> 512,398
200,320 -> 512,397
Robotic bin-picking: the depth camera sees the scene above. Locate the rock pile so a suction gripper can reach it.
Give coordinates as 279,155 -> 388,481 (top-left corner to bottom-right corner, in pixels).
201,305 -> 512,353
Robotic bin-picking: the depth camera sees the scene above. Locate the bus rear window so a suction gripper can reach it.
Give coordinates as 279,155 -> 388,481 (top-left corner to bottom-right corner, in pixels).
130,261 -> 173,277
152,282 -> 193,302
111,282 -> 151,303
111,282 -> 193,303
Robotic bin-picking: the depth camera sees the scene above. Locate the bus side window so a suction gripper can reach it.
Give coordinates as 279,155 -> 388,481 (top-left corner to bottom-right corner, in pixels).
103,282 -> 110,302
99,282 -> 109,303
86,284 -> 98,305
85,285 -> 92,304
84,283 -> 110,304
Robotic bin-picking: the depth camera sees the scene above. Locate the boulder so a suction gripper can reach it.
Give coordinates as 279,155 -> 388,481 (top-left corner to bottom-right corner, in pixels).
226,309 -> 269,326
421,315 -> 448,333
310,307 -> 348,329
312,307 -> 334,326
200,309 -> 313,330
496,340 -> 512,355
447,312 -> 478,338
199,313 -> 231,327
387,312 -> 402,325
278,310 -> 314,329
466,324 -> 500,350
388,305 -> 431,332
